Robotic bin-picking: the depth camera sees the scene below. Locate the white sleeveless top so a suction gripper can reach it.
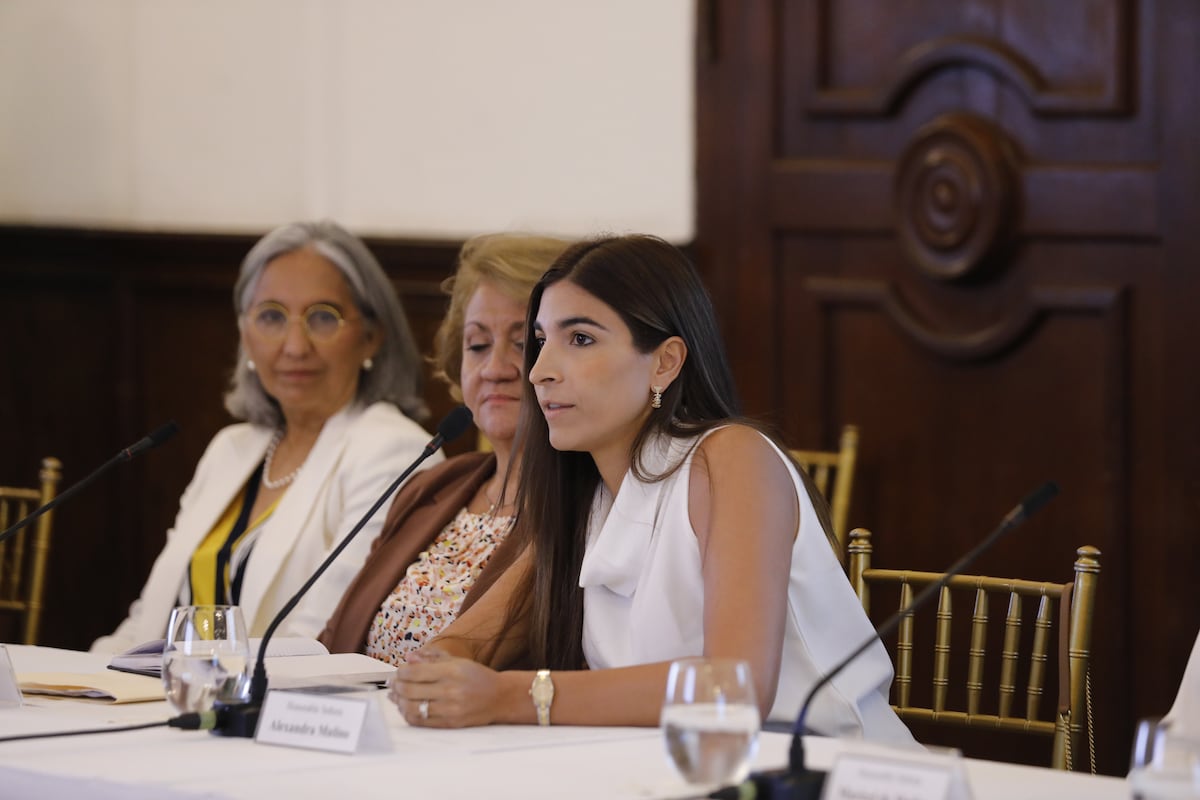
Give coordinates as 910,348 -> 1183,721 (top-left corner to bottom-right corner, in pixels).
578,428 -> 914,745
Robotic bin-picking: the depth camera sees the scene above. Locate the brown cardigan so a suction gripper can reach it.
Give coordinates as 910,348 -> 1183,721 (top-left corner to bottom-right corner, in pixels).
318,451 -> 525,654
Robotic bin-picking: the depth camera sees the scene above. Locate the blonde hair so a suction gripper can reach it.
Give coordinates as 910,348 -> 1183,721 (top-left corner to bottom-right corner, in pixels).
431,233 -> 571,401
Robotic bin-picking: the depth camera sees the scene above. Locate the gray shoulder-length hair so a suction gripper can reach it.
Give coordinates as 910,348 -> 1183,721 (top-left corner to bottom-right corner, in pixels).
224,220 -> 429,428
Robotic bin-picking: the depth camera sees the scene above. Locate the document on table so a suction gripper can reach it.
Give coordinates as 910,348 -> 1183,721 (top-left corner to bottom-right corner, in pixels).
18,670 -> 164,703
107,637 -> 332,678
16,650 -> 393,703
267,652 -> 394,689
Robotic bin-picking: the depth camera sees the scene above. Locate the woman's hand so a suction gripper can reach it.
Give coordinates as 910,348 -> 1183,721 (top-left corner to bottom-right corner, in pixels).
388,650 -> 513,728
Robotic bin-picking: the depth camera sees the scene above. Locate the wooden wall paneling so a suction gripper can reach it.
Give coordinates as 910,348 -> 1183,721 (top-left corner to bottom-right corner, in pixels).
0,227 -> 462,651
1144,0 -> 1200,746
0,264 -> 121,644
696,0 -> 777,413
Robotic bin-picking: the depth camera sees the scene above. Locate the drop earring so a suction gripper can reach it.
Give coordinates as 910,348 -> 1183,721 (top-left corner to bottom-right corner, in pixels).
362,357 -> 374,372
247,360 -> 256,372
651,385 -> 663,409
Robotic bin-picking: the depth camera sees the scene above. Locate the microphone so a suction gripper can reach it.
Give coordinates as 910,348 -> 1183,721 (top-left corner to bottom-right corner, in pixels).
711,481 -> 1060,800
208,406 -> 473,737
0,421 -> 180,546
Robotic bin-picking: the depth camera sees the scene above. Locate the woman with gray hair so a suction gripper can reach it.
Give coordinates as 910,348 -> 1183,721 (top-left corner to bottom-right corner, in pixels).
92,221 -> 441,652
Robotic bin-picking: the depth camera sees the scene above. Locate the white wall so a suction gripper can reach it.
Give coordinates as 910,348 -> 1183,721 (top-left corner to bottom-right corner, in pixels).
0,1 -> 694,240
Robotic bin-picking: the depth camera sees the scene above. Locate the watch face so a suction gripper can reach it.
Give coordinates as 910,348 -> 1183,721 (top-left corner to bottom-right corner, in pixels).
532,673 -> 554,705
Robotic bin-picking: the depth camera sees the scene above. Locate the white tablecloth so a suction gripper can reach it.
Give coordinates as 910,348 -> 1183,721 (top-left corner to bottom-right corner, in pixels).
0,645 -> 1128,799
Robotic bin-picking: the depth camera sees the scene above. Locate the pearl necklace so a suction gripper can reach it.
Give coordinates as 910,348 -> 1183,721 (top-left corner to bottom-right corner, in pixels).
262,430 -> 304,490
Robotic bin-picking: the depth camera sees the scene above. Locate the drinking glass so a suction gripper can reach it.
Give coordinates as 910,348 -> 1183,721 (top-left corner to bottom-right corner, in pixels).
162,605 -> 251,714
661,657 -> 761,787
1129,717 -> 1200,800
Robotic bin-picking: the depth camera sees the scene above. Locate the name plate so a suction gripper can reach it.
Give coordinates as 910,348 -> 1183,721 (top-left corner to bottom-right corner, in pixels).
255,687 -> 391,754
822,750 -> 971,800
0,646 -> 22,709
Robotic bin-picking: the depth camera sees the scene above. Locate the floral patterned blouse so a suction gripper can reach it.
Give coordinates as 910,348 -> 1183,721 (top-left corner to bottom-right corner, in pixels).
365,507 -> 513,666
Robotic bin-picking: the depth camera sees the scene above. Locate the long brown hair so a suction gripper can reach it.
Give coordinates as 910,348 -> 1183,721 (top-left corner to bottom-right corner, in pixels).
506,235 -> 834,670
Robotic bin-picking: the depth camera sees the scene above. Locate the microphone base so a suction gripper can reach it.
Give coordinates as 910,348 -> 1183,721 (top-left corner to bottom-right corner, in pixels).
732,767 -> 826,800
210,701 -> 261,738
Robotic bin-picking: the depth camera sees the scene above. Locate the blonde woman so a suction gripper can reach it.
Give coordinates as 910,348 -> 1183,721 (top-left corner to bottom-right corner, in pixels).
320,233 -> 569,663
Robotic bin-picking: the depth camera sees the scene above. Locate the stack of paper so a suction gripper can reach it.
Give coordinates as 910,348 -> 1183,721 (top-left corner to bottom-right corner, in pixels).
15,641 -> 393,703
107,637 -> 332,678
18,671 -> 164,704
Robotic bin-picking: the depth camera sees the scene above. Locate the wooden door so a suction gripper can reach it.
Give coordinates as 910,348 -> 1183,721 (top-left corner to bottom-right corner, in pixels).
697,0 -> 1200,774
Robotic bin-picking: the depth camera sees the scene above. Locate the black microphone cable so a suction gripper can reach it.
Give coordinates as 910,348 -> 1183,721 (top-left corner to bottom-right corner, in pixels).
0,720 -> 171,743
0,709 -> 231,743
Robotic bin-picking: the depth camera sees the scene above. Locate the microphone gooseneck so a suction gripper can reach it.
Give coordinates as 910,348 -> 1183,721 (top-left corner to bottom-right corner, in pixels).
712,481 -> 1060,800
212,406 -> 473,738
0,421 -> 181,546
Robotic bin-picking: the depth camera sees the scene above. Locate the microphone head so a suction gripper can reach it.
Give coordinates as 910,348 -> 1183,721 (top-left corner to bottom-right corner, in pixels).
436,406 -> 474,445
147,420 -> 181,449
1020,481 -> 1059,518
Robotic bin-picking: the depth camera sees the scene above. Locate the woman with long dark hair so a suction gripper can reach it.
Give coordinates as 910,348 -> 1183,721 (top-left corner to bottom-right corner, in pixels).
389,235 -> 912,744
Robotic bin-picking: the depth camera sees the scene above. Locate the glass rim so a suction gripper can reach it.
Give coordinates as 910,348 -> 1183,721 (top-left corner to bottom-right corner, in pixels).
169,604 -> 242,613
667,656 -> 753,669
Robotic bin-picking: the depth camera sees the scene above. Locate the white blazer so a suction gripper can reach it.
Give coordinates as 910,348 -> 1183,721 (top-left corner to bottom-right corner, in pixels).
91,402 -> 440,653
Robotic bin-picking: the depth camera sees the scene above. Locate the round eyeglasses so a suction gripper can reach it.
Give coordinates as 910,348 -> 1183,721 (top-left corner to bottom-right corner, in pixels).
245,302 -> 358,343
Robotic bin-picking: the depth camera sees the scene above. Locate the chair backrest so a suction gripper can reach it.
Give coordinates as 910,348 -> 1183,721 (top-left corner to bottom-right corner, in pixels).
847,528 -> 1101,772
790,424 -> 859,551
0,457 -> 62,644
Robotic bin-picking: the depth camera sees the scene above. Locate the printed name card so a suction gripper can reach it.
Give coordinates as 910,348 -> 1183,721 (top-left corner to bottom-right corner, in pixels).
822,750 -> 972,800
0,646 -> 22,709
255,687 -> 392,754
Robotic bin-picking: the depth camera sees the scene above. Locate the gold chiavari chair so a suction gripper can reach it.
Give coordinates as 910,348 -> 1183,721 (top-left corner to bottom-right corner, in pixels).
847,528 -> 1100,772
0,458 -> 62,644
790,424 -> 859,552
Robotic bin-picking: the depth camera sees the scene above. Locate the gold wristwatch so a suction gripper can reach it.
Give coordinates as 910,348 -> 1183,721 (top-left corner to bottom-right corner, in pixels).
529,669 -> 554,726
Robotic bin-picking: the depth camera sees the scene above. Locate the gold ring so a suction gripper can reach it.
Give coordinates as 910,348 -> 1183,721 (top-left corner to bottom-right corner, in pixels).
418,699 -> 429,720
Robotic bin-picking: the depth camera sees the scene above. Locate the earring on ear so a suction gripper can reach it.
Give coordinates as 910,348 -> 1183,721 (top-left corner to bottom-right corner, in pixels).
247,360 -> 256,372
651,385 -> 663,409
362,358 -> 374,372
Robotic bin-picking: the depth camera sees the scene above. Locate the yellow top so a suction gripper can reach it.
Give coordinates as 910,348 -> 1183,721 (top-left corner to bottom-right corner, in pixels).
188,486 -> 279,607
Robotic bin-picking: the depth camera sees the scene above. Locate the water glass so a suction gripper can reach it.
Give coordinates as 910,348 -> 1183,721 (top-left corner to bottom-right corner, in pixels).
162,605 -> 251,714
1129,717 -> 1200,799
661,657 -> 761,787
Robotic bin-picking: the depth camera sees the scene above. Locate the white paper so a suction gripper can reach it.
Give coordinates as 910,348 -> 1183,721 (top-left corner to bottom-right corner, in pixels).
823,747 -> 973,800
109,637 -> 330,677
264,652 -> 393,689
255,688 -> 392,754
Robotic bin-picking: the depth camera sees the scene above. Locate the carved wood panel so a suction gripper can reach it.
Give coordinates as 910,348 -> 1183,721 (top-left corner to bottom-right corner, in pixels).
804,0 -> 1133,116
698,0 -> 1199,775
